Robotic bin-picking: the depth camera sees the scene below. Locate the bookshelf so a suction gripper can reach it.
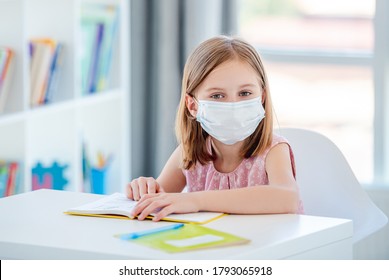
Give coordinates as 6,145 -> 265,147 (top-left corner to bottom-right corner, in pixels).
0,0 -> 130,195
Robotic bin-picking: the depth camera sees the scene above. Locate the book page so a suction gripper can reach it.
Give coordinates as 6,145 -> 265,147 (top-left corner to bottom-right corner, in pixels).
66,193 -> 225,223
67,193 -> 136,217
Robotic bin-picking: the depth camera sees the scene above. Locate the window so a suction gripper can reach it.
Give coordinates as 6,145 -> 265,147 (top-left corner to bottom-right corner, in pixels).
238,0 -> 375,184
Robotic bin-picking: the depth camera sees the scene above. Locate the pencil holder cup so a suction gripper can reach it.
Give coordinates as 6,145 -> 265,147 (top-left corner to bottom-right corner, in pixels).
90,167 -> 107,194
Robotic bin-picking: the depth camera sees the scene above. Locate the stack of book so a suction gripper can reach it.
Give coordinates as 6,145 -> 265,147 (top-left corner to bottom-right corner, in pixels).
80,3 -> 119,95
0,161 -> 20,197
0,47 -> 14,113
29,39 -> 64,107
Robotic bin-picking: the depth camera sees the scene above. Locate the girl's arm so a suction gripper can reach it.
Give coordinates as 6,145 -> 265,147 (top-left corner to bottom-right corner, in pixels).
156,145 -> 187,193
198,143 -> 299,214
132,143 -> 300,220
126,146 -> 186,200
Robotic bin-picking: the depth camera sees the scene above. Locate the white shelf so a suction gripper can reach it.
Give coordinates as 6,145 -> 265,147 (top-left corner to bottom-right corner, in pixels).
76,89 -> 122,108
0,0 -> 130,195
0,112 -> 26,126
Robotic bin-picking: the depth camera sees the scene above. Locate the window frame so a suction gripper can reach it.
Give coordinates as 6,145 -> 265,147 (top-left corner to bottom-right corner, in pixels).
373,0 -> 389,186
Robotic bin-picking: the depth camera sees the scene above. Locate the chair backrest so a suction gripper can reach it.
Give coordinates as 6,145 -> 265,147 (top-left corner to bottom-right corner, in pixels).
276,127 -> 388,243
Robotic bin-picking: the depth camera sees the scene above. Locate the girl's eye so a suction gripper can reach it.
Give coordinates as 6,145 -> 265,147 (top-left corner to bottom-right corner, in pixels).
239,91 -> 252,97
210,93 -> 224,99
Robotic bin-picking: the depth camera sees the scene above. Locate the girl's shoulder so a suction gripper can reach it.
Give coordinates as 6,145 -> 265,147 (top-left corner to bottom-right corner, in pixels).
261,133 -> 291,156
265,132 -> 296,177
271,133 -> 290,147
248,133 -> 294,166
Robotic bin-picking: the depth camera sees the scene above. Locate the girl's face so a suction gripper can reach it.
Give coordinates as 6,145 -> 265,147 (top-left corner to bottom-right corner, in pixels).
186,59 -> 263,115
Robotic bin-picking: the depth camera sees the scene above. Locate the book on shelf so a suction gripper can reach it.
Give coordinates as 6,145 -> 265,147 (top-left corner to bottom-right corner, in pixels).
0,160 -> 21,198
88,23 -> 104,93
0,47 -> 15,113
65,192 -> 225,224
116,223 -> 250,253
29,38 -> 64,107
44,43 -> 64,104
80,3 -> 119,95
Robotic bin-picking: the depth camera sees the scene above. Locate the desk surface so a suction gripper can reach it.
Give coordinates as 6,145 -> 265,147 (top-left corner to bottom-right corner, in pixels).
0,189 -> 353,259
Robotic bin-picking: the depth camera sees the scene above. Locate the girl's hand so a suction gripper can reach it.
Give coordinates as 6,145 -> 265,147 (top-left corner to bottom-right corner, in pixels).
131,192 -> 202,221
126,177 -> 164,201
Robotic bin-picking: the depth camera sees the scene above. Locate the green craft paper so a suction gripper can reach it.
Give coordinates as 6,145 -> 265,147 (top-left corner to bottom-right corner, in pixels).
117,224 -> 250,253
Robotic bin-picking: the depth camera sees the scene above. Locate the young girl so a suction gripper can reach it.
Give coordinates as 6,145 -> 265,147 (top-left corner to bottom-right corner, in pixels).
127,35 -> 303,221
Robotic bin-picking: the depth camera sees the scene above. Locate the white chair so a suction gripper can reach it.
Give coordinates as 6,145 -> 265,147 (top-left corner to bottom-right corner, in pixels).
276,127 -> 388,243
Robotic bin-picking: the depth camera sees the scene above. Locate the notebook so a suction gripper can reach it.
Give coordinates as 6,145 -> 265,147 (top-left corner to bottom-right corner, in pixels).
115,223 -> 250,253
64,192 -> 225,224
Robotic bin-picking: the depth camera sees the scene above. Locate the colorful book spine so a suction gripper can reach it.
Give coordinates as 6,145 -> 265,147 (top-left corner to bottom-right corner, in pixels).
0,161 -> 21,198
0,163 -> 7,197
0,47 -> 15,113
88,23 -> 104,93
29,39 -> 64,107
80,4 -> 119,95
96,6 -> 119,92
44,43 -> 64,103
5,162 -> 18,197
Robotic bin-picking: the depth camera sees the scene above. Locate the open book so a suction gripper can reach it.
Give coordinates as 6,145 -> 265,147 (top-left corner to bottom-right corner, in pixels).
64,192 -> 225,224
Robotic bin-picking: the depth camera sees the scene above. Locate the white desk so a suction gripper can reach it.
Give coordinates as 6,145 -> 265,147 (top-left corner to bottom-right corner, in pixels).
0,189 -> 353,259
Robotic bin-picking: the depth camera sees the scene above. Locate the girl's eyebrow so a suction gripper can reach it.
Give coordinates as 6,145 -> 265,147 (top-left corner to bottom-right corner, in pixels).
205,87 -> 225,92
205,83 -> 258,92
239,83 -> 257,89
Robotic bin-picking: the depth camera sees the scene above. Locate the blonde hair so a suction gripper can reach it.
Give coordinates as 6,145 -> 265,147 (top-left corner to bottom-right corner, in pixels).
176,35 -> 273,169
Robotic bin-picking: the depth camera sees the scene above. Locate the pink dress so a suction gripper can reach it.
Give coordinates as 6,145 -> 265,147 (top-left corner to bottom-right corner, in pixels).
183,134 -> 304,214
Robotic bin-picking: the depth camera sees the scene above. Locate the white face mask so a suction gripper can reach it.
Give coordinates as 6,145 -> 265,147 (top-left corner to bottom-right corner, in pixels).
195,96 -> 265,145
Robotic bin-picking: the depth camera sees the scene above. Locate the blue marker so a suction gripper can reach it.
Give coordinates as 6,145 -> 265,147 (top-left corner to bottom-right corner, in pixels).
120,223 -> 184,240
